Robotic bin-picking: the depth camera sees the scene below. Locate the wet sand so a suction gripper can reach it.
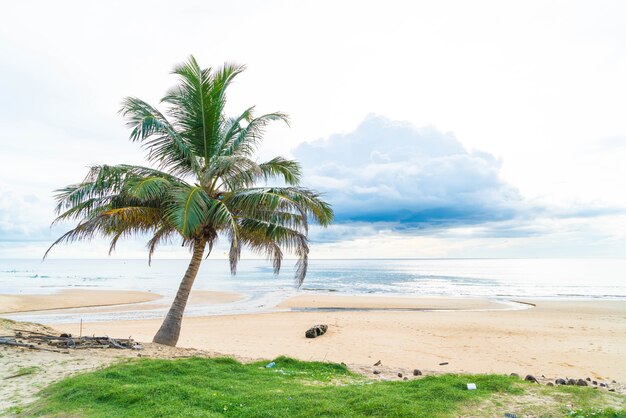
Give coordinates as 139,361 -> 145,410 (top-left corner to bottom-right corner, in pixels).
0,289 -> 246,315
0,289 -> 162,314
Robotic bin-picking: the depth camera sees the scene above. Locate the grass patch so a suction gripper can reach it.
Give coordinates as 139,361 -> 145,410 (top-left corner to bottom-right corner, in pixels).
25,356 -> 520,417
19,356 -> 626,417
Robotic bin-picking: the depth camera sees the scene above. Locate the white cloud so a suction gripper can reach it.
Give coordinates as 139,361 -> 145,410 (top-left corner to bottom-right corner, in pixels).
295,115 -> 521,225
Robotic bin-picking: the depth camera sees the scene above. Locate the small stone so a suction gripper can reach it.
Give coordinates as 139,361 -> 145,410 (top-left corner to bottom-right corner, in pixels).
612,380 -> 617,383
524,375 -> 538,383
568,378 -> 578,386
373,370 -> 381,375
576,379 -> 588,386
586,377 -> 591,382
609,388 -> 616,392
599,383 -> 607,387
555,378 -> 567,385
373,360 -> 382,366
592,380 -> 597,385
510,373 -> 520,378
403,377 -> 408,381
397,373 -> 403,378
547,382 -> 554,386
341,362 -> 346,367
413,369 -> 422,376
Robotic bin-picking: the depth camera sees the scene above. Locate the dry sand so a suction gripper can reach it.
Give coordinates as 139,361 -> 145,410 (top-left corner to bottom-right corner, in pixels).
52,293 -> 626,382
278,293 -> 512,310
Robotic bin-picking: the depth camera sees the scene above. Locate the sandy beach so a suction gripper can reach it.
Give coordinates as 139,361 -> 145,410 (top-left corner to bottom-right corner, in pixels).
0,289 -> 162,314
278,294 -> 514,310
2,290 -> 626,413
0,289 -> 246,315
29,292 -> 625,382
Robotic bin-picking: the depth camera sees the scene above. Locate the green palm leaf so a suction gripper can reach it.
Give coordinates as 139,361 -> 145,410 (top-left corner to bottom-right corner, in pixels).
259,157 -> 302,185
119,98 -> 199,176
165,186 -> 210,237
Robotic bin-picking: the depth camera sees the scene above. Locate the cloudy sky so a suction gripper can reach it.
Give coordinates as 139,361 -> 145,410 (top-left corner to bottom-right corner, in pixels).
1,0 -> 625,259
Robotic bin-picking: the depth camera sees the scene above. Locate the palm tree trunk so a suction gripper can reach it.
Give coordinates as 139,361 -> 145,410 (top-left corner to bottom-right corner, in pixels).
153,239 -> 206,346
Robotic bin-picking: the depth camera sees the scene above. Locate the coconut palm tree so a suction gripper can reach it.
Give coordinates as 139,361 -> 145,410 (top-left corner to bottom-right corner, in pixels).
46,56 -> 333,346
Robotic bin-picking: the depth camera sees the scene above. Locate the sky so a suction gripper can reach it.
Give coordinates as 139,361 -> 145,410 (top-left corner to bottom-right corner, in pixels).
1,0 -> 625,259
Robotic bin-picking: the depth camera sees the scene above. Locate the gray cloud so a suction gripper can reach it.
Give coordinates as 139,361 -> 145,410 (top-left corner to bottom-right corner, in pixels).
295,115 -> 522,228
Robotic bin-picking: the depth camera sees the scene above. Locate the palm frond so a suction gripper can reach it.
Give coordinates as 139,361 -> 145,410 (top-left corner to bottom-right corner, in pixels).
119,97 -> 199,176
217,106 -> 256,153
205,155 -> 262,191
127,176 -> 171,201
146,225 -> 178,265
259,157 -> 302,185
165,185 -> 210,237
53,165 -> 179,223
225,187 -> 333,227
45,206 -> 163,259
163,59 -> 246,167
238,219 -> 309,285
220,112 -> 289,158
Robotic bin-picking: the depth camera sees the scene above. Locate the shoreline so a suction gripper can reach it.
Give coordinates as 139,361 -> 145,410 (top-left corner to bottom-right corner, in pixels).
0,289 -> 162,314
0,289 -> 246,316
278,293 -> 531,312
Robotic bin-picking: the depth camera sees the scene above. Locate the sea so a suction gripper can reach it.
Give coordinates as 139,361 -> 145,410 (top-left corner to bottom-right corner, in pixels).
1,258 -> 625,324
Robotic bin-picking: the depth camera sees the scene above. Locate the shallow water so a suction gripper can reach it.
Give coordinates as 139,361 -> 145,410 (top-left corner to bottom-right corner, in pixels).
1,258 -> 624,323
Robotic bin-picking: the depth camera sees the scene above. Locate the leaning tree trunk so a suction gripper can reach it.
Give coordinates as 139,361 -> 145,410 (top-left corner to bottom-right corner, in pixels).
153,239 -> 206,346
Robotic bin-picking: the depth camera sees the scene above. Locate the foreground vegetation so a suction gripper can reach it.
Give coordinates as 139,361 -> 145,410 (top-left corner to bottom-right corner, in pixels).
15,357 -> 626,417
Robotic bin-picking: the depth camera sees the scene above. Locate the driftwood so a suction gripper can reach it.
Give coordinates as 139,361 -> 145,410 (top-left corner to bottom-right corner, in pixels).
0,337 -> 67,353
0,330 -> 143,351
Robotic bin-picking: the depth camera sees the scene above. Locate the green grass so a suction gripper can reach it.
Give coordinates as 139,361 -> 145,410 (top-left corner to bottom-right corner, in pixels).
567,408 -> 626,418
25,356 -> 518,417
21,357 -> 626,418
470,381 -> 626,418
